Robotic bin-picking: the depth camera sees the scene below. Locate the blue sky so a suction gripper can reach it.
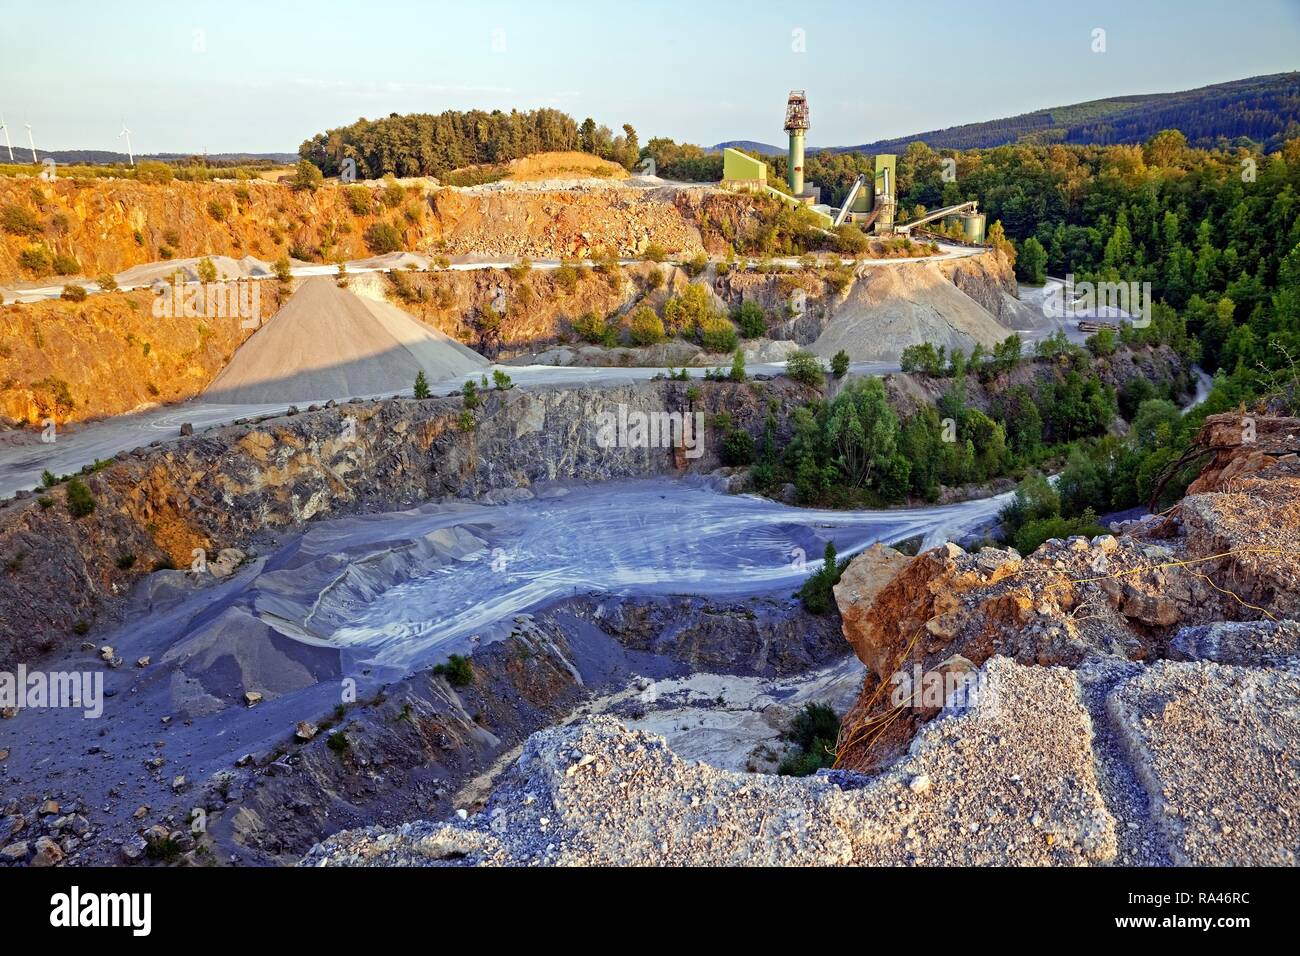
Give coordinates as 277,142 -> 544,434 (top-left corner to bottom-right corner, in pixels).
2,0 -> 1297,154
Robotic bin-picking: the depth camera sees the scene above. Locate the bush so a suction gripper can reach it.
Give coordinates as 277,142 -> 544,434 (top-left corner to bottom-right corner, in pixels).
96,273 -> 119,292
413,370 -> 430,399
721,429 -> 755,466
733,300 -> 767,339
52,253 -> 81,276
785,350 -> 825,388
833,224 -> 870,256
291,159 -> 323,192
628,306 -> 665,346
683,253 -> 708,277
643,242 -> 666,263
799,541 -> 849,614
273,255 -> 292,282
344,185 -> 372,215
60,284 -> 87,302
380,176 -> 405,208
1,203 -> 42,237
573,311 -> 618,346
206,199 -> 228,222
363,221 -> 402,254
555,259 -> 579,292
492,369 -> 513,390
433,654 -> 473,687
663,285 -> 714,337
729,348 -> 746,382
19,245 -> 51,275
65,478 -> 95,518
135,160 -> 173,184
699,316 -> 738,353
830,350 -> 850,377
1013,509 -> 1106,555
197,256 -> 218,283
777,703 -> 840,776
461,380 -> 481,409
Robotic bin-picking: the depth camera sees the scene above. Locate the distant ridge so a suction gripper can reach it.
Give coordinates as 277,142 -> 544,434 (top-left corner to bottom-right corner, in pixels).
831,72 -> 1300,153
3,149 -> 298,166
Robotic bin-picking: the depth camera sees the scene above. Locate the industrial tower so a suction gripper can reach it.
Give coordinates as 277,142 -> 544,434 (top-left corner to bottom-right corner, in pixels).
784,90 -> 809,197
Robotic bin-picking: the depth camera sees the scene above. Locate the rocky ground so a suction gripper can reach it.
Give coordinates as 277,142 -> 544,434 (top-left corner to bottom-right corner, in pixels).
304,412 -> 1300,867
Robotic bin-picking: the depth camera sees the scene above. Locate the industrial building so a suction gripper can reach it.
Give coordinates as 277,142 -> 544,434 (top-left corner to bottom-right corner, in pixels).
721,91 -> 987,243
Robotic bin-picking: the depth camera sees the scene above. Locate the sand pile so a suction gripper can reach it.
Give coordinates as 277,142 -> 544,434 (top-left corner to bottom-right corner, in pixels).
205,277 -> 487,403
810,261 -> 1015,362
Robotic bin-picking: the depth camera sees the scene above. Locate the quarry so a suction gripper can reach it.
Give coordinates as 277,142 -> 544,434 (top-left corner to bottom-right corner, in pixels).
0,83 -> 1295,886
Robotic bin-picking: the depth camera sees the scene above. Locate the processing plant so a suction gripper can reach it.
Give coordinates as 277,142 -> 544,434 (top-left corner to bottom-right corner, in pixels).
721,91 -> 987,242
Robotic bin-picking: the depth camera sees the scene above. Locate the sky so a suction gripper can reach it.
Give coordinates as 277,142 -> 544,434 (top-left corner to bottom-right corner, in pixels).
1,0 -> 1297,155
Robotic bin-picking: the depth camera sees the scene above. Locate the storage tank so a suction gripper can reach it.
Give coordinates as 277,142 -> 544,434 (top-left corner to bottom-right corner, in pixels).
962,212 -> 986,243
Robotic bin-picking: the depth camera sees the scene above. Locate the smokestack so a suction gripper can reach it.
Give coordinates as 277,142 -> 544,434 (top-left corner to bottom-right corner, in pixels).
783,91 -> 809,196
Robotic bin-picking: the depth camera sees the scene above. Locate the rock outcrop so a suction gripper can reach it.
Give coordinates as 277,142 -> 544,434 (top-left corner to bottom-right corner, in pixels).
300,413 -> 1300,867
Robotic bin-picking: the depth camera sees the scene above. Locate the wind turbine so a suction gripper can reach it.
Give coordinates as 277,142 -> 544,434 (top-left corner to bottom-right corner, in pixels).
24,123 -> 36,163
0,116 -> 12,162
119,120 -> 134,166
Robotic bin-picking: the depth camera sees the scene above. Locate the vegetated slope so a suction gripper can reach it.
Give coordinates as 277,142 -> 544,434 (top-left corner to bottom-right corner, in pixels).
0,284 -> 283,425
506,152 -> 629,181
205,277 -> 487,404
837,72 -> 1300,152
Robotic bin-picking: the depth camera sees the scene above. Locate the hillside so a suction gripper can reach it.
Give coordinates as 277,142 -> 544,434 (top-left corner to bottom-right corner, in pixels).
835,72 -> 1300,153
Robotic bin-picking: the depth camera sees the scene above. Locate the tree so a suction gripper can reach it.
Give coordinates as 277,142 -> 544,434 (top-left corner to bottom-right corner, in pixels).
729,348 -> 746,382
831,350 -> 851,377
363,221 -> 403,254
1017,236 -> 1048,283
413,370 -> 430,399
273,255 -> 292,283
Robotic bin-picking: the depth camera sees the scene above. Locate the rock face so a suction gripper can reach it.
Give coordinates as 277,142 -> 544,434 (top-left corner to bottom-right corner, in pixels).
302,658 -> 1117,868
299,414 -> 1300,867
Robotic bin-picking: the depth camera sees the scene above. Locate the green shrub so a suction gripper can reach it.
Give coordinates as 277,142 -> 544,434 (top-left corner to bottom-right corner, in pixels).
777,702 -> 840,776
273,255 -> 292,282
363,221 -> 402,254
461,380 -> 481,409
1,203 -> 42,237
197,256 -> 218,283
721,429 -> 755,466
628,306 -> 665,346
785,350 -> 826,388
344,185 -> 373,215
830,350 -> 850,377
52,253 -> 81,276
643,242 -> 666,263
60,284 -> 87,302
699,316 -> 738,354
683,253 -> 708,277
573,311 -> 617,347
733,300 -> 767,339
206,199 -> 228,222
380,176 -> 405,208
433,654 -> 473,687
291,159 -> 323,192
96,273 -> 119,292
326,732 -> 351,755
798,541 -> 849,614
492,369 -> 513,390
19,245 -> 52,275
65,478 -> 95,518
413,370 -> 430,399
